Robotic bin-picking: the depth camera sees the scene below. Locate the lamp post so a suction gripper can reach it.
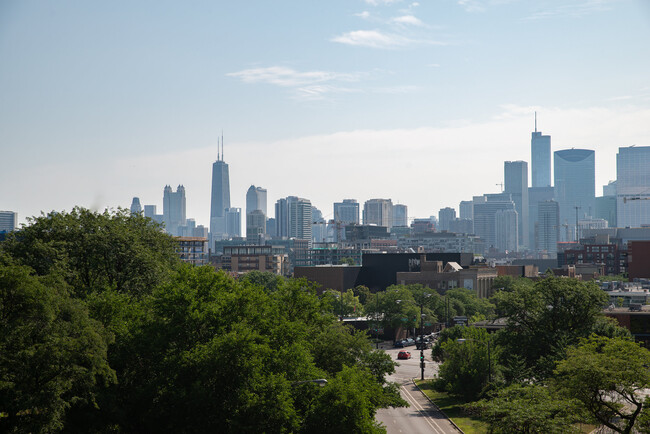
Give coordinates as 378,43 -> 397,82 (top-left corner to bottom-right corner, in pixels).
457,338 -> 491,384
397,294 -> 431,381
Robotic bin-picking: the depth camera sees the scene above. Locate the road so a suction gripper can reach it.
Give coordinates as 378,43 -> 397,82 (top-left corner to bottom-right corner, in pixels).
375,344 -> 462,434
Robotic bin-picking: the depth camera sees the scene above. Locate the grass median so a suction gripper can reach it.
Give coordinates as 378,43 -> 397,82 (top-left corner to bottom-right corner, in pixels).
413,380 -> 488,434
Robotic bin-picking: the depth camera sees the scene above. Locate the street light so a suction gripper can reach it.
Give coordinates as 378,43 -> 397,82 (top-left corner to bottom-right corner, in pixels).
457,338 -> 491,384
397,294 -> 431,381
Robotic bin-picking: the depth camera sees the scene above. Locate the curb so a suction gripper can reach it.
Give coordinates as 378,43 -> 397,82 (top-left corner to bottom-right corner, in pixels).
412,378 -> 464,434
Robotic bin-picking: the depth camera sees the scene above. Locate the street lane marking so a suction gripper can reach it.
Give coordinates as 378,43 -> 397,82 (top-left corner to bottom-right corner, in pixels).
401,385 -> 445,434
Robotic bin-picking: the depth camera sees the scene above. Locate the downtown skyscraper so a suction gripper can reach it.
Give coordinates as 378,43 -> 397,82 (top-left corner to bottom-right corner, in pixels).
209,136 -> 231,239
554,149 -> 595,241
616,146 -> 650,228
504,160 -> 528,250
531,113 -> 551,188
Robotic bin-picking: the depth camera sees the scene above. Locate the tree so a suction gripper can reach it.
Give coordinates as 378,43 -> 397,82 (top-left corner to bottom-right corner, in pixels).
302,366 -> 389,434
553,335 -> 650,434
493,276 -> 608,380
0,262 -> 115,433
433,326 -> 497,401
1,207 -> 178,297
466,384 -> 583,433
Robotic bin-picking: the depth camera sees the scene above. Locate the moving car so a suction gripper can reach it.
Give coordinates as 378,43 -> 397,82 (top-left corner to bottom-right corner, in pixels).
397,351 -> 411,360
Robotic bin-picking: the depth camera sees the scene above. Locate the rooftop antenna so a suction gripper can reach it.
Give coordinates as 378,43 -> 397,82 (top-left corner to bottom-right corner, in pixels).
535,111 -> 537,132
221,130 -> 224,161
217,136 -> 220,161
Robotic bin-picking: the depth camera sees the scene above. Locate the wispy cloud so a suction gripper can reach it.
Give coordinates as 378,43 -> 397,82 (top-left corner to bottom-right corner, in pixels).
332,29 -> 444,49
355,11 -> 371,19
391,15 -> 423,26
525,0 -> 620,20
364,0 -> 402,5
227,66 -> 365,101
457,0 -> 487,13
331,30 -> 412,48
227,66 -> 360,87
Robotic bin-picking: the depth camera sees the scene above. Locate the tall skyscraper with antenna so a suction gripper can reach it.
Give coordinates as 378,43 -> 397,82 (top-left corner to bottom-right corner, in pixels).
210,134 -> 231,240
531,112 -> 551,188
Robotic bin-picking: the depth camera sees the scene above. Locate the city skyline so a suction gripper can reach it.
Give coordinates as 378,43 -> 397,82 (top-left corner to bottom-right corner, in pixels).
2,1 -> 650,227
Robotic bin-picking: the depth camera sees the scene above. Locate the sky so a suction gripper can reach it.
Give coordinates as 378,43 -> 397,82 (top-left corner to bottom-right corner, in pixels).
2,0 -> 650,228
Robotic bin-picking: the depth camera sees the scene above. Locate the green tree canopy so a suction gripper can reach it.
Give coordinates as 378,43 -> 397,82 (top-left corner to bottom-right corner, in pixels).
554,335 -> 650,434
1,207 -> 178,297
465,383 -> 583,434
0,261 -> 115,433
492,276 -> 608,380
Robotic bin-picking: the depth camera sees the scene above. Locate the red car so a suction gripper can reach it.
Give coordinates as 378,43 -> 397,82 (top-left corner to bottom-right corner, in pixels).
397,351 -> 411,360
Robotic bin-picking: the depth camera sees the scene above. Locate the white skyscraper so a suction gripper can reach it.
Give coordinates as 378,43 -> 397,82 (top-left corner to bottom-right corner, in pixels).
363,199 -> 393,228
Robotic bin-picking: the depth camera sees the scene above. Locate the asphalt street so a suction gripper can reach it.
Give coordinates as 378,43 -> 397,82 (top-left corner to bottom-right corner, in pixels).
375,344 -> 462,434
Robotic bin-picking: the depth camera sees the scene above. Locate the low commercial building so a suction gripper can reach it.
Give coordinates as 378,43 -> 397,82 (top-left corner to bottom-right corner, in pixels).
220,245 -> 287,275
175,237 -> 209,266
395,256 -> 497,298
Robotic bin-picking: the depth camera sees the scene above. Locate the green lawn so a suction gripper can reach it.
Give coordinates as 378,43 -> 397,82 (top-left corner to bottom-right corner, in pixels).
414,380 -> 488,434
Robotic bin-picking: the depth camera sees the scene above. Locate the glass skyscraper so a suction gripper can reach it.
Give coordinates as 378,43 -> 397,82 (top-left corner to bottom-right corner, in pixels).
616,146 -> 650,228
209,141 -> 231,238
504,160 -> 528,250
554,149 -> 595,241
531,118 -> 551,188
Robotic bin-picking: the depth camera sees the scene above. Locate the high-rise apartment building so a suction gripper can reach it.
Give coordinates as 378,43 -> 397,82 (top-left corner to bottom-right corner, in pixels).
531,114 -> 551,188
209,138 -> 231,238
495,209 -> 518,252
473,193 -> 516,249
554,149 -> 595,241
312,206 -> 327,243
438,207 -> 456,232
288,196 -> 312,241
616,146 -> 650,228
363,199 -> 393,228
246,209 -> 266,244
130,197 -> 142,215
537,200 -> 559,257
392,204 -> 408,227
528,186 -> 554,251
225,207 -> 241,238
0,211 -> 17,233
275,198 -> 289,238
163,185 -> 186,236
504,161 -> 529,249
459,200 -> 473,220
246,185 -> 267,217
333,199 -> 360,225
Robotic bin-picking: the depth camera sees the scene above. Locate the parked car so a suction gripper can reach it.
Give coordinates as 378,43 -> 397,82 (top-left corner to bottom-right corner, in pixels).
397,351 -> 412,360
394,340 -> 406,348
404,338 -> 415,346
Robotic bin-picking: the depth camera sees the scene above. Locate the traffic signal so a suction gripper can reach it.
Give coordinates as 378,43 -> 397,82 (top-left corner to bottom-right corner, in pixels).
420,354 -> 425,362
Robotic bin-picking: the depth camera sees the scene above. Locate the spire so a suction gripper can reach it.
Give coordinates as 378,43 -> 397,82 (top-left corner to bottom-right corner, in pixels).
221,130 -> 224,161
217,136 -> 220,161
534,111 -> 537,132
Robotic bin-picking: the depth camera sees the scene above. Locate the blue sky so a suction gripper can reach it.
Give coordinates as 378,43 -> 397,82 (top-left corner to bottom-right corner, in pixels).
2,0 -> 650,226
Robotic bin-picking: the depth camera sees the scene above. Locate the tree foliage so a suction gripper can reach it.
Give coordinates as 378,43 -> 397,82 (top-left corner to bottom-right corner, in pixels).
1,207 -> 178,297
553,335 -> 650,434
492,276 -> 608,380
0,209 -> 405,432
433,326 -> 497,401
0,261 -> 115,433
466,384 -> 583,434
